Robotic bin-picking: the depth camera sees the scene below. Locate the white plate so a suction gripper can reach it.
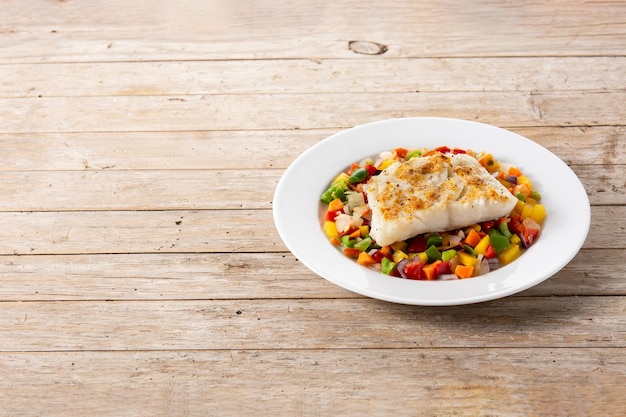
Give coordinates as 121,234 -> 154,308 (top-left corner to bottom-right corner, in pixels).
273,117 -> 590,305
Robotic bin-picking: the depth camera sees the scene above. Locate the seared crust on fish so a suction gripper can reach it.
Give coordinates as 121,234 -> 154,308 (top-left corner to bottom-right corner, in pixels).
364,152 -> 518,246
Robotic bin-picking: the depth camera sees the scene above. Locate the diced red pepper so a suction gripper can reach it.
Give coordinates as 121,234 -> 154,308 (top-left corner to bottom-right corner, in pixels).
325,210 -> 341,221
365,164 -> 378,175
452,148 -> 466,154
434,146 -> 451,154
520,228 -> 539,248
403,260 -> 424,280
406,236 -> 428,253
484,244 -> 497,259
480,220 -> 495,232
436,261 -> 452,275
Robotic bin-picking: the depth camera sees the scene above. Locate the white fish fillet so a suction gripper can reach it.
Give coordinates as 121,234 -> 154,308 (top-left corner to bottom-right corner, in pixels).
364,153 -> 518,246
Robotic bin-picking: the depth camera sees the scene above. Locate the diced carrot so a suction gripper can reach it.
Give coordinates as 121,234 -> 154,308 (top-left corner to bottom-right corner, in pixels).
477,153 -> 499,172
464,228 -> 482,248
422,262 -> 441,280
394,148 -> 408,159
329,236 -> 341,246
327,198 -> 344,212
349,229 -> 362,238
380,246 -> 392,256
508,166 -> 523,176
357,251 -> 377,266
347,163 -> 360,175
514,184 -> 531,198
455,265 -> 474,279
343,248 -> 362,259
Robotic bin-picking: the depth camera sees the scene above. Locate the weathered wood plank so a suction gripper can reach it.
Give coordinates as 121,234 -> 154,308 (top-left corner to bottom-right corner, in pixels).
2,91 -> 625,133
1,297 -> 625,351
0,249 -> 622,302
2,57 -> 625,97
1,348 -> 624,417
2,0 -> 626,62
0,170 -> 281,211
0,206 -> 616,255
1,126 -> 624,171
0,163 -> 620,211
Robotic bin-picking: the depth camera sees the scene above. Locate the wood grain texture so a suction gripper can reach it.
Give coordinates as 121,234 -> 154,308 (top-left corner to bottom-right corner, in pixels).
2,0 -> 626,62
1,57 -> 625,97
2,91 -> 626,133
0,248 -> 623,302
1,126 -> 625,171
2,297 -> 625,351
1,349 -> 624,417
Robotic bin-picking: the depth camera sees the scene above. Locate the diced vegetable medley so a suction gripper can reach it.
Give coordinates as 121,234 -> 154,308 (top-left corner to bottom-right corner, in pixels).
320,146 -> 546,280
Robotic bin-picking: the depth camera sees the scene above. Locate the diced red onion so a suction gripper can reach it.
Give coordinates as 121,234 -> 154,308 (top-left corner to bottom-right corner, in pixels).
505,175 -> 518,185
396,258 -> 409,278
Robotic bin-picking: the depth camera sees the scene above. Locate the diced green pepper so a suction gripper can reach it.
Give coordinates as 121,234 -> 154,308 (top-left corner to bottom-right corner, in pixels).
320,180 -> 349,204
515,193 -> 526,202
381,257 -> 397,275
499,221 -> 512,238
340,235 -> 355,248
442,249 -> 457,262
530,190 -> 541,201
348,168 -> 368,184
463,244 -> 477,256
488,229 -> 511,253
426,235 -> 443,247
405,149 -> 422,160
425,245 -> 442,262
353,237 -> 372,252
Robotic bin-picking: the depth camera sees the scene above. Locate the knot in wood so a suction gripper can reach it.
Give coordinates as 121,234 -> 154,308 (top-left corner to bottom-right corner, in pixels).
348,40 -> 388,55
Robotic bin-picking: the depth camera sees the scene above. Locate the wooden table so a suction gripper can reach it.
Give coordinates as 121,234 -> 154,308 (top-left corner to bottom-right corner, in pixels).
2,1 -> 625,415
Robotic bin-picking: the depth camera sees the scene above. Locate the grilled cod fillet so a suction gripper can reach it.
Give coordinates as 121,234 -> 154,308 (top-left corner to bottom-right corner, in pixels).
364,153 -> 518,246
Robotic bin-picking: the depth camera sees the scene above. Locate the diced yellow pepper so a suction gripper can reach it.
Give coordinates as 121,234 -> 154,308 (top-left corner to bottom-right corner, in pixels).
520,204 -> 533,221
530,204 -> 547,224
323,220 -> 338,238
333,172 -> 350,184
473,235 -> 491,255
359,225 -> 370,237
510,234 -> 521,246
377,159 -> 395,170
517,175 -> 532,188
391,241 -> 407,252
457,251 -> 478,267
393,250 -> 408,263
415,252 -> 428,265
498,244 -> 521,265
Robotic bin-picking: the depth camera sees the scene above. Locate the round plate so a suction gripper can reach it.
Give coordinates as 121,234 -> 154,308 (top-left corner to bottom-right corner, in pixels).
273,117 -> 590,305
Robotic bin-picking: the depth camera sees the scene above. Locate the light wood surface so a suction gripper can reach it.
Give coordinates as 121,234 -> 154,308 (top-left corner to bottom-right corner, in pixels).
2,1 -> 625,416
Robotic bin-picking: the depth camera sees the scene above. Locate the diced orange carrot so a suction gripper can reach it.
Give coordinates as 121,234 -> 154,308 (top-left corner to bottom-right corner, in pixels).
464,228 -> 482,248
455,265 -> 474,279
393,148 -> 408,159
329,236 -> 341,246
347,163 -> 360,175
349,229 -> 362,238
508,166 -> 523,176
328,198 -> 344,212
380,246 -> 392,256
422,262 -> 441,280
357,252 -> 377,266
343,248 -> 361,259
